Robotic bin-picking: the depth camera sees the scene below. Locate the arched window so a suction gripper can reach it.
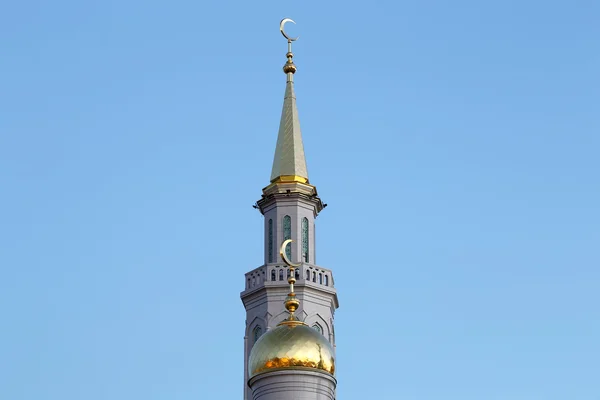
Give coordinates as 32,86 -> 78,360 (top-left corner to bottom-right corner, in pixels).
312,323 -> 322,335
283,215 -> 292,260
295,269 -> 300,280
253,277 -> 256,287
319,273 -> 323,284
301,217 -> 309,262
306,270 -> 310,280
268,219 -> 273,263
253,326 -> 262,343
324,275 -> 329,286
271,269 -> 276,281
279,269 -> 284,281
247,278 -> 250,288
312,271 -> 316,282
287,269 -> 291,278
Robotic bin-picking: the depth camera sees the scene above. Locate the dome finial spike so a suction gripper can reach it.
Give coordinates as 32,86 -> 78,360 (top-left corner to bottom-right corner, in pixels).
280,18 -> 298,75
280,239 -> 301,321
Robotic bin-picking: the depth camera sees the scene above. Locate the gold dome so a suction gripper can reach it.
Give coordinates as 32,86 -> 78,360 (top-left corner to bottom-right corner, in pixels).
248,322 -> 335,379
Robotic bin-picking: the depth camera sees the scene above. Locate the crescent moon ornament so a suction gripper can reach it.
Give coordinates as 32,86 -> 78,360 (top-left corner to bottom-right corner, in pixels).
280,239 -> 301,267
280,18 -> 299,42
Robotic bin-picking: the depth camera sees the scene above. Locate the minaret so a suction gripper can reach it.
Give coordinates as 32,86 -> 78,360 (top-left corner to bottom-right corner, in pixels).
240,19 -> 339,400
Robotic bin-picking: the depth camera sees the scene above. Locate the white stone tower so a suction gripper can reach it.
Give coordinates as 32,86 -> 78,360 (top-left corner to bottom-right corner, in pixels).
240,19 -> 339,400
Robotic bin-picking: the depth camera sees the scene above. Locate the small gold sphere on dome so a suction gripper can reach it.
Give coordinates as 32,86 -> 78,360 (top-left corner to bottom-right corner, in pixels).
285,295 -> 300,313
283,61 -> 297,74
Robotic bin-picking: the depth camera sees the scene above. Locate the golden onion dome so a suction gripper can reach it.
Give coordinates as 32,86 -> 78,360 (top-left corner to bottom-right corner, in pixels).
248,321 -> 335,379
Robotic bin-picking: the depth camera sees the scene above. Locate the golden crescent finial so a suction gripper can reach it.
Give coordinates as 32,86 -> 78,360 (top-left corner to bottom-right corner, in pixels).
280,18 -> 299,42
279,239 -> 302,323
280,239 -> 301,267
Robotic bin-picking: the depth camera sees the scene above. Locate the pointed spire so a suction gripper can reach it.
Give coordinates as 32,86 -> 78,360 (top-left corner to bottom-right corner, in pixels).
270,19 -> 309,184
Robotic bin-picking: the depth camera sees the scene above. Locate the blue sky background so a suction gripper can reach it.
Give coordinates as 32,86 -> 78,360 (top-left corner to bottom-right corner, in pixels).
1,1 -> 598,399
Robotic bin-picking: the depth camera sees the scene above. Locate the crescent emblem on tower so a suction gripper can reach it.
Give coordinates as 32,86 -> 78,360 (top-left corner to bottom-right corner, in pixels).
280,239 -> 301,267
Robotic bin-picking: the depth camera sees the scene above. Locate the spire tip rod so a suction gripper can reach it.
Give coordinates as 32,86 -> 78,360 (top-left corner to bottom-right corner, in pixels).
280,18 -> 298,75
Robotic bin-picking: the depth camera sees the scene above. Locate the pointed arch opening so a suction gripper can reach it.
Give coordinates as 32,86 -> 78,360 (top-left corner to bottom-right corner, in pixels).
301,217 -> 309,262
253,325 -> 262,343
279,269 -> 284,281
312,323 -> 323,335
268,219 -> 273,263
271,269 -> 276,281
283,215 -> 291,260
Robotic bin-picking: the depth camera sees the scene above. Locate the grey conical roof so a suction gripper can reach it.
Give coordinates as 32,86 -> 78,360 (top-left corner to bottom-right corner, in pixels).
270,75 -> 309,183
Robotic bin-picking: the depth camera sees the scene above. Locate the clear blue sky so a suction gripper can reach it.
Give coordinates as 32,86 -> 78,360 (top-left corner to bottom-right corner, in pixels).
1,1 -> 598,399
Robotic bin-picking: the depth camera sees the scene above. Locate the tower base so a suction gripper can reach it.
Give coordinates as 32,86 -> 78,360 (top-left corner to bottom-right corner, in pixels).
248,369 -> 336,400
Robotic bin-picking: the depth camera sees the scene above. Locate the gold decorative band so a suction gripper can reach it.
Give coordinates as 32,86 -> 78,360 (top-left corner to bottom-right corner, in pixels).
271,175 -> 309,184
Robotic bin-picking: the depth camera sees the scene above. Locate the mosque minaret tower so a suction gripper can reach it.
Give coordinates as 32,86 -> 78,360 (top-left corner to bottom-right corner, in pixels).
240,19 -> 339,400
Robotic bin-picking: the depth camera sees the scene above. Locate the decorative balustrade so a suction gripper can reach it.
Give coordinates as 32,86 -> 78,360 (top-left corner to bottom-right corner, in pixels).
244,264 -> 333,290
